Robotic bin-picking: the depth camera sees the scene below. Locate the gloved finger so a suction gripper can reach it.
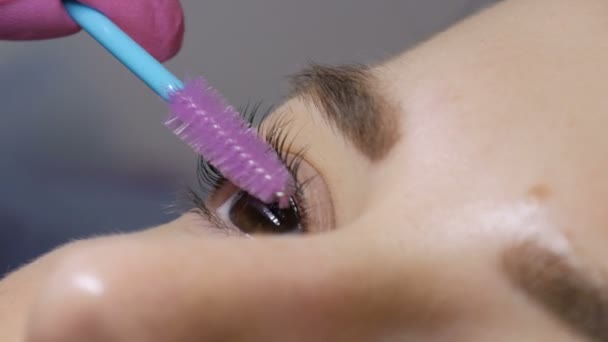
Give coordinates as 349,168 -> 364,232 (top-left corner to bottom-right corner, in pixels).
0,0 -> 80,39
0,0 -> 184,62
80,0 -> 184,61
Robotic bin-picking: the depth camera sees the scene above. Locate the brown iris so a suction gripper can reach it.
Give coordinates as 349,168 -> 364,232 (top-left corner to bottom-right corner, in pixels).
228,192 -> 303,234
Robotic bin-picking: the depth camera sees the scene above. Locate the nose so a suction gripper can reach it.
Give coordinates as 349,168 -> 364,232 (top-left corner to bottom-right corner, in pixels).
24,229 -> 412,341
25,245 -> 115,342
23,211 -> 478,341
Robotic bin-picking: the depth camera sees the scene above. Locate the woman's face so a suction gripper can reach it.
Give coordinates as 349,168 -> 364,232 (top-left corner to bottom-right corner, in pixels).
3,0 -> 608,340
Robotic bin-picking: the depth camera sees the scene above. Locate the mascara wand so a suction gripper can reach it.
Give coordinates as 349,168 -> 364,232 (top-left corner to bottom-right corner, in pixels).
63,0 -> 293,206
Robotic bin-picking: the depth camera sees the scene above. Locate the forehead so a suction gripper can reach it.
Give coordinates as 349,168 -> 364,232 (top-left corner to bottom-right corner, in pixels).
267,0 -> 608,326
370,2 -> 608,339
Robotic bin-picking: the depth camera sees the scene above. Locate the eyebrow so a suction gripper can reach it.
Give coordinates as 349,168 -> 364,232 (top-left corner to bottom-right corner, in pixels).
288,64 -> 400,160
502,241 -> 608,341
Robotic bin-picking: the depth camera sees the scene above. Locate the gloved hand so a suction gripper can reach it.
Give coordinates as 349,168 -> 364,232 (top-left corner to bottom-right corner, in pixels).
0,0 -> 184,61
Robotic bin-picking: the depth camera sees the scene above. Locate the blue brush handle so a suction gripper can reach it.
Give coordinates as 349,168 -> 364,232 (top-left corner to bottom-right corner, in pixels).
63,0 -> 183,101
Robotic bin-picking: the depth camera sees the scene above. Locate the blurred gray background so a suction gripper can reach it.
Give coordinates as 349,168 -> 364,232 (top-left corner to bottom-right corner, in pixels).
0,0 -> 496,272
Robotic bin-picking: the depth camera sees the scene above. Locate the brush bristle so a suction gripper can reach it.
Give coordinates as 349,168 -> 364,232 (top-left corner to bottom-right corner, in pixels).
165,77 -> 293,206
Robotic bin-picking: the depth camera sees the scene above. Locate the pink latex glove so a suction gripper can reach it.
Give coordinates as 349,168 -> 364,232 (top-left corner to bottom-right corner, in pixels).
0,0 -> 184,62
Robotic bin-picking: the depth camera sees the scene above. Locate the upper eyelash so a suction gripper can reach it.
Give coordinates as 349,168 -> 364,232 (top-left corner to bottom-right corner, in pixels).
188,104 -> 312,231
193,102 -> 271,195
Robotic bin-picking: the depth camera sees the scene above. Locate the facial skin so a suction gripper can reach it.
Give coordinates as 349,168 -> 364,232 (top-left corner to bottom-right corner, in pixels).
2,0 -> 608,340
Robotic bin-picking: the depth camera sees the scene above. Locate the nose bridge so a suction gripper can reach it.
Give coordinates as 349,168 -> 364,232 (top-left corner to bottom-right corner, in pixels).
24,232 -> 400,340
23,219 -> 469,341
360,142 -> 414,225
25,242 -> 116,342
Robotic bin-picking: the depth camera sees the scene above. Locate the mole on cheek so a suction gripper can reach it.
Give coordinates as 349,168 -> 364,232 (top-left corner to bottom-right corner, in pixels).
528,184 -> 552,201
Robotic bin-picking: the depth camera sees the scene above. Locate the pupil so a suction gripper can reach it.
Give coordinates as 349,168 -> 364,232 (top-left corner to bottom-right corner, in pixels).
228,191 -> 303,234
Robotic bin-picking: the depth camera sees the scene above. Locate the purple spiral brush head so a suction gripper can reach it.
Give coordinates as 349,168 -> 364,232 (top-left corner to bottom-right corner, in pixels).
165,77 -> 293,206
